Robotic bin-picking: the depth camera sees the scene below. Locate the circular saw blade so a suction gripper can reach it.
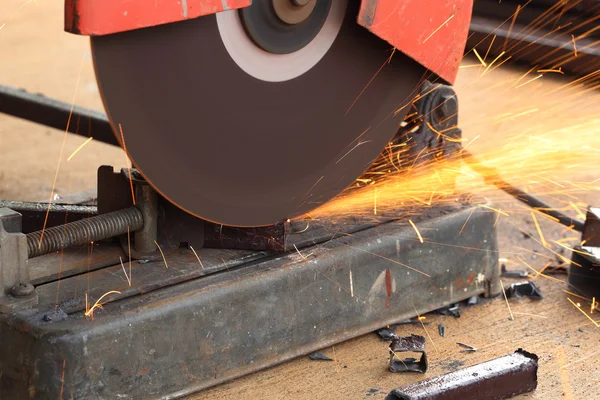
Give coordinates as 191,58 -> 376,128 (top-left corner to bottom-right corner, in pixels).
91,1 -> 423,227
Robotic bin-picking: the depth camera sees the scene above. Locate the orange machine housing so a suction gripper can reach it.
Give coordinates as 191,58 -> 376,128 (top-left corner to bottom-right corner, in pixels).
64,0 -> 472,84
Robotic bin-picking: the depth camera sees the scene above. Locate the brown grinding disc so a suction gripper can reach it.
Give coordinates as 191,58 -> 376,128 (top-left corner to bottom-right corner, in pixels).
91,1 -> 423,227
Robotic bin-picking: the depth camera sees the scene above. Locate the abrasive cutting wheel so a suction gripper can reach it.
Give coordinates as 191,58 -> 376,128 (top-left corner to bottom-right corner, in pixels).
92,0 -> 423,227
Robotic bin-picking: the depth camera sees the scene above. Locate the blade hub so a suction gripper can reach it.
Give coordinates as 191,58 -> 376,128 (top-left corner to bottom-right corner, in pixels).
273,0 -> 317,25
240,0 -> 331,54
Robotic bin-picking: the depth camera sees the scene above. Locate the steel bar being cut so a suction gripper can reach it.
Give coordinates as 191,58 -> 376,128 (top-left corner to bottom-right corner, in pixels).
387,349 -> 539,400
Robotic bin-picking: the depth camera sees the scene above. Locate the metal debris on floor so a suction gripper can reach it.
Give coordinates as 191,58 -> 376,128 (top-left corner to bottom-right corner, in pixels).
387,349 -> 539,400
308,352 -> 333,361
456,342 -> 477,353
438,323 -> 445,337
376,327 -> 398,341
397,318 -> 431,326
507,281 -> 543,300
388,334 -> 428,373
501,264 -> 529,278
467,295 -> 480,306
434,303 -> 461,318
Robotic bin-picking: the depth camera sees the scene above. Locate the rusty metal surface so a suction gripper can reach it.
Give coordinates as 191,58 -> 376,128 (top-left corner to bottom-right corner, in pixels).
357,0 -> 473,84
91,1 -> 423,227
26,207 -> 143,258
28,242 -> 124,285
0,204 -> 499,398
0,200 -> 96,234
65,0 -> 252,35
0,84 -> 117,146
387,349 -> 539,400
204,221 -> 289,252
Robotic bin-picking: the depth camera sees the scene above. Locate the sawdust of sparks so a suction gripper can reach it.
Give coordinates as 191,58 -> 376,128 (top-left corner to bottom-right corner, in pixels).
85,290 -> 121,319
66,136 -> 93,161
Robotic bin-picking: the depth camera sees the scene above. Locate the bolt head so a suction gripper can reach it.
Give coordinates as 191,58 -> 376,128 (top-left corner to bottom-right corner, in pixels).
11,283 -> 35,297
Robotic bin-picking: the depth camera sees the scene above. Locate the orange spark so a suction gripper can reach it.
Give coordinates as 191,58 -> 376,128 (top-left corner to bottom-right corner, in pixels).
567,298 -> 599,327
518,257 -> 563,282
59,359 -> 66,400
349,270 -> 354,298
345,244 -> 430,277
515,74 -> 543,88
66,137 -> 93,161
503,4 -> 521,51
414,308 -> 439,352
190,246 -> 204,269
422,15 -> 455,43
374,188 -> 378,215
39,52 -> 86,249
408,220 -> 424,243
571,34 -> 577,57
473,49 -> 487,67
500,280 -> 515,321
483,34 -> 497,62
119,124 -> 136,206
537,68 -> 563,74
592,297 -> 596,314
119,257 -> 132,286
530,211 -> 547,247
479,204 -> 510,217
85,290 -> 121,319
293,244 -> 312,260
154,240 -> 168,268
483,51 -> 506,75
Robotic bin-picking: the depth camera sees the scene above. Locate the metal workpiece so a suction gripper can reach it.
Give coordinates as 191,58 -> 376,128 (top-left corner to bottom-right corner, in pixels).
0,84 -> 118,146
387,349 -> 539,400
26,207 -> 143,258
0,200 -> 96,234
0,208 -> 37,313
0,204 -> 499,399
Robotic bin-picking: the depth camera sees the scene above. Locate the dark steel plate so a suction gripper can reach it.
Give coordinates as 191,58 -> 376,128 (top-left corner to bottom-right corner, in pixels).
91,2 -> 422,227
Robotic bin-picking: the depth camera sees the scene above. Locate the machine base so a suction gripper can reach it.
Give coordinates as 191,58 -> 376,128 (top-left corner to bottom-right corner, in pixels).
0,203 -> 499,399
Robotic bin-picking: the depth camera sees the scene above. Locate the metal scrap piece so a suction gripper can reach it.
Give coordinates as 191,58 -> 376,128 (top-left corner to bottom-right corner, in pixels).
501,264 -> 529,278
467,295 -> 480,306
388,334 -> 428,373
438,324 -> 445,337
387,349 -> 539,400
435,303 -> 460,318
376,327 -> 398,341
456,342 -> 477,353
507,281 -> 543,300
308,352 -> 333,361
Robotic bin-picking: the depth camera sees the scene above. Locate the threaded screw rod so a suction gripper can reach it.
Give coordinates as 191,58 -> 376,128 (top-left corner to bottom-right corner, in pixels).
26,207 -> 143,258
